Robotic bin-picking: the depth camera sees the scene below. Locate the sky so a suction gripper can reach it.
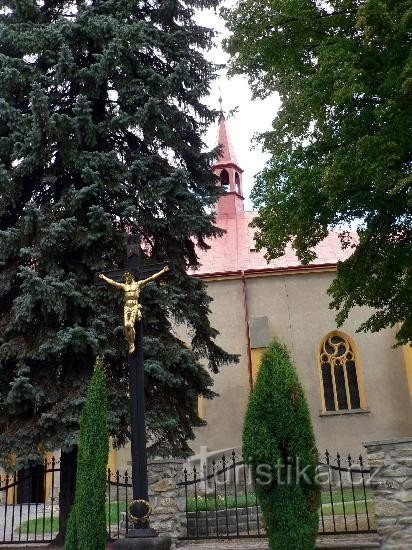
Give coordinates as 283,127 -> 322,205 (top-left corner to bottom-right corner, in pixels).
196,2 -> 281,210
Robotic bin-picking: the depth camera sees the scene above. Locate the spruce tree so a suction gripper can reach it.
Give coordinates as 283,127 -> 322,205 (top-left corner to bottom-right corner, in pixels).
243,342 -> 320,549
0,0 -> 235,538
65,358 -> 109,550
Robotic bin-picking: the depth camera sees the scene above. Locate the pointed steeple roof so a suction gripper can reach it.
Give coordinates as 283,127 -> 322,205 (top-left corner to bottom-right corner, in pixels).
215,112 -> 241,170
212,108 -> 245,217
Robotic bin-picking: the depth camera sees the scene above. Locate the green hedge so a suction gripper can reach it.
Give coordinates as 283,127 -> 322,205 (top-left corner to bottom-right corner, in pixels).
243,341 -> 320,549
65,358 -> 109,550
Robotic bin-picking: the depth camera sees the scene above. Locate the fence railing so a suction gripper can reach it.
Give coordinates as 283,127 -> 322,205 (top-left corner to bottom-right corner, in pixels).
0,460 -> 132,545
0,458 -> 60,545
0,450 -> 376,545
106,469 -> 131,540
178,450 -> 376,539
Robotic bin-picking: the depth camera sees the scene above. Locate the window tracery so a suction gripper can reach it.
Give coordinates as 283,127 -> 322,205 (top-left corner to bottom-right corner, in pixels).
319,333 -> 362,412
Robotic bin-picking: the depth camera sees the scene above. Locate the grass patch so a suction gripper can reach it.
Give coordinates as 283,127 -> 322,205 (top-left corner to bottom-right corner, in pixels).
187,488 -> 374,516
16,516 -> 59,536
17,502 -> 127,535
106,501 -> 127,524
187,493 -> 258,512
321,487 -> 373,505
321,499 -> 374,516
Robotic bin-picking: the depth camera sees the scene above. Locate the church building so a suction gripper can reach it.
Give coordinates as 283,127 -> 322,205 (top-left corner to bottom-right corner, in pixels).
2,115 -> 411,502
177,112 -> 412,461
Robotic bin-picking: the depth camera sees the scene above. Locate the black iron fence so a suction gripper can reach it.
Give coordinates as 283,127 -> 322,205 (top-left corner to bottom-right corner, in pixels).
0,450 -> 376,545
0,460 -> 133,545
178,450 -> 376,540
106,469 -> 131,540
0,458 -> 60,545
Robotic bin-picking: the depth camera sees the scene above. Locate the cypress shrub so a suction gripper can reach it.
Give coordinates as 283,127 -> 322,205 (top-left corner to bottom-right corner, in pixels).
243,342 -> 320,549
65,358 -> 109,550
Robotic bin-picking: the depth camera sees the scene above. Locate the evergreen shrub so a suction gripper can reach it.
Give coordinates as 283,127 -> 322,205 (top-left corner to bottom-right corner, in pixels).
65,358 -> 109,550
243,342 -> 320,549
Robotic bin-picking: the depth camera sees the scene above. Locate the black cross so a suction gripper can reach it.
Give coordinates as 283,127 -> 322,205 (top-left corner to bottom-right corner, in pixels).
95,235 -> 170,287
97,234 -> 171,540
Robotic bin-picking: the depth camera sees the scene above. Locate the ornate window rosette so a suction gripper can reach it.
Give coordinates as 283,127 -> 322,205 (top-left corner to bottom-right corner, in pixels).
319,333 -> 362,412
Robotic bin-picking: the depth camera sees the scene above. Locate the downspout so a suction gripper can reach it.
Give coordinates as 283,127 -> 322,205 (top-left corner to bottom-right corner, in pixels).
241,270 -> 254,391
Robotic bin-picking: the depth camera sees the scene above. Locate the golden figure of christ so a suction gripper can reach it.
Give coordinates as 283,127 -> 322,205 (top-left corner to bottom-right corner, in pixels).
98,266 -> 169,354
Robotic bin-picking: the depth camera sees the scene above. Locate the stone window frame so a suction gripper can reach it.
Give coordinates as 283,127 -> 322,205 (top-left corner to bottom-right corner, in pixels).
317,330 -> 368,414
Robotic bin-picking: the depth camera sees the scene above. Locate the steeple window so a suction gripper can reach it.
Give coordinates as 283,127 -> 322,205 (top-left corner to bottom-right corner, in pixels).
235,172 -> 241,194
220,169 -> 230,190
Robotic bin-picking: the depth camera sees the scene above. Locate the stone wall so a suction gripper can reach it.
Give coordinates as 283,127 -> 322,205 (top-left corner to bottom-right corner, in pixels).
148,459 -> 186,541
364,437 -> 412,549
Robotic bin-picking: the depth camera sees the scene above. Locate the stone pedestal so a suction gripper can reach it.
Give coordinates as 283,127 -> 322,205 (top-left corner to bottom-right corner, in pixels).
117,458 -> 186,545
147,458 -> 186,541
364,437 -> 412,549
111,533 -> 171,549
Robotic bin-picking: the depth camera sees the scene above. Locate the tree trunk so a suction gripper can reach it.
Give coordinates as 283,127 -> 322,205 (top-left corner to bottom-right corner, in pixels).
54,447 -> 78,545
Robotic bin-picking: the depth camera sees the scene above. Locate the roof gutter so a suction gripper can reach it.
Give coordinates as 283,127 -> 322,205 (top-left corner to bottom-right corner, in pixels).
241,270 -> 254,392
190,263 -> 337,280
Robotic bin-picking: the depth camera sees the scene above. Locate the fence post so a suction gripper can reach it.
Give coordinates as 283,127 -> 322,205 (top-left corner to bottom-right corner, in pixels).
364,437 -> 412,548
147,459 -> 186,541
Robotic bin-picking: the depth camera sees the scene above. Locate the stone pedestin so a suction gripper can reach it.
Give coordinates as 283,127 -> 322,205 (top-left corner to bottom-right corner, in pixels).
147,458 -> 186,541
364,437 -> 412,549
111,534 -> 171,549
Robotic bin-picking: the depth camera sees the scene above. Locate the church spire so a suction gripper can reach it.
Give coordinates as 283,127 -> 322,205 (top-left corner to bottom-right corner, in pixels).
215,111 -> 240,168
212,106 -> 245,218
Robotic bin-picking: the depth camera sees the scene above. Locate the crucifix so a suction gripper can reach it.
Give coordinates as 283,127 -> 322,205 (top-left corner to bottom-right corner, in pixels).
98,235 -> 171,546
98,264 -> 168,355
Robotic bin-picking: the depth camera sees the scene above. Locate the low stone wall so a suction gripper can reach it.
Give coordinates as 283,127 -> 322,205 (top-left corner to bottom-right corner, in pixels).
364,437 -> 412,549
187,505 -> 263,538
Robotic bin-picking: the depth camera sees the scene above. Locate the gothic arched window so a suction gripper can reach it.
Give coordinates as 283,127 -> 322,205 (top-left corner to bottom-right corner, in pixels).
319,332 -> 364,412
220,169 -> 229,189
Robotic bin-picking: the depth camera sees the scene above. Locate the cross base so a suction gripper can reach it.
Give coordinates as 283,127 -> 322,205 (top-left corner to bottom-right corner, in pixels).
111,533 -> 171,549
127,527 -> 157,537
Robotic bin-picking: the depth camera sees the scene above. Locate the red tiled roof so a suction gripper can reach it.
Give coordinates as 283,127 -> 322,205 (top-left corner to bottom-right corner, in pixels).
190,211 -> 356,277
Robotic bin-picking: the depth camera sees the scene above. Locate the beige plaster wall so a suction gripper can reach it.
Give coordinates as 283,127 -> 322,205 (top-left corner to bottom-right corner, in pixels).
174,279 -> 251,453
112,270 -> 412,469
185,271 -> 412,459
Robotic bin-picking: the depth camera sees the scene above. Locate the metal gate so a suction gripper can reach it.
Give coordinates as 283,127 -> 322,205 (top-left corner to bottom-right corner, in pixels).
0,459 -> 133,545
0,458 -> 59,544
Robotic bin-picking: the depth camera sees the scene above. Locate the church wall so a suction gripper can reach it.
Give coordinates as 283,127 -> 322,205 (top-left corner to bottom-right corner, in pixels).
250,271 -> 411,456
186,270 -> 412,460
110,269 -> 412,469
189,279 -> 251,453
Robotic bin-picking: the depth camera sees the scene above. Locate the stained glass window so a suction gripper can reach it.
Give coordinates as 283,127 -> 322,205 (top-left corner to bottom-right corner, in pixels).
319,333 -> 363,412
